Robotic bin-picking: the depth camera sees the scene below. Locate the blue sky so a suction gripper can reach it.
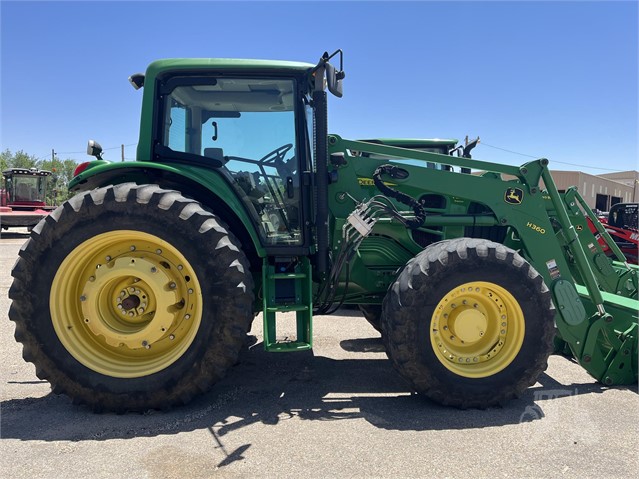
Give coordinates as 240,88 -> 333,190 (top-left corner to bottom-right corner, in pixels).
1,0 -> 637,174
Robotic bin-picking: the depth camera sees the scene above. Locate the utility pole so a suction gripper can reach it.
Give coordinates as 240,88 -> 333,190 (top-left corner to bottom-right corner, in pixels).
121,144 -> 125,162
51,149 -> 56,162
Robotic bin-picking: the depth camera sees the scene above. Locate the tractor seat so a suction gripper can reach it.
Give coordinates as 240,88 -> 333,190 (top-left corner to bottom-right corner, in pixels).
203,148 -> 228,164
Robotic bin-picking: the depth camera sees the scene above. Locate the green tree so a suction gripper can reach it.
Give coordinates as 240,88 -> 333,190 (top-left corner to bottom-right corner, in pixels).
41,158 -> 78,204
11,150 -> 40,169
1,149 -> 41,170
0,149 -> 12,171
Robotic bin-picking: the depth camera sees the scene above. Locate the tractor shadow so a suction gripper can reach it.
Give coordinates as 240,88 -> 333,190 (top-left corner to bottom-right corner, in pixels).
0,337 -> 620,443
0,228 -> 31,239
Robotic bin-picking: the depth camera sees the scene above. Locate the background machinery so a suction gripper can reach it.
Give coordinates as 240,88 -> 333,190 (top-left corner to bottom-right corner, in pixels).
9,51 -> 637,412
1,168 -> 54,230
588,202 -> 638,264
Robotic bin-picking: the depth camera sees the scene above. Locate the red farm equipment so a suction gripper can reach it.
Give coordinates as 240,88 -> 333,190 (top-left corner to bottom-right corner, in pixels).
1,168 -> 54,231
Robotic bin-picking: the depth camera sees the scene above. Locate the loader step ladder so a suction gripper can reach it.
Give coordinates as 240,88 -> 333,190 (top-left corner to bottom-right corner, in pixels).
262,257 -> 313,352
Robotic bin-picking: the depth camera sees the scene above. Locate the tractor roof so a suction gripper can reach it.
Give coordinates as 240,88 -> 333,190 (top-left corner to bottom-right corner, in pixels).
360,138 -> 459,147
146,58 -> 315,78
3,168 -> 52,177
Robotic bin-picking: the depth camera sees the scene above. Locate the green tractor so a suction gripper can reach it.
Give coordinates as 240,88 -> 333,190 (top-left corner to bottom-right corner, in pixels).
10,51 -> 637,412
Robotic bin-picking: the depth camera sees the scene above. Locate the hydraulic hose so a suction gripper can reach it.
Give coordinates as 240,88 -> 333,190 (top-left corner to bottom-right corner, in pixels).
373,164 -> 426,229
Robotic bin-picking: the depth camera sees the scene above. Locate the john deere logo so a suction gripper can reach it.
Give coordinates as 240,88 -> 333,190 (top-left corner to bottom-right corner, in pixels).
505,188 -> 524,205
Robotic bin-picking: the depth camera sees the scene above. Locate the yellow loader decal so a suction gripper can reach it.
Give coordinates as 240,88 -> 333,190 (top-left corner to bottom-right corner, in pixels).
358,177 -> 396,187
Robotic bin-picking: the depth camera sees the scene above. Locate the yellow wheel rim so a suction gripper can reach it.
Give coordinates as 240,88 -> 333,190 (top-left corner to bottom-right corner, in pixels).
430,281 -> 525,378
50,230 -> 202,378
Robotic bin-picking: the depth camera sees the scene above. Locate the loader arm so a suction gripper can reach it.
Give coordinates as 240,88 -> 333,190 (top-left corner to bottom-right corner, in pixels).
325,135 -> 638,386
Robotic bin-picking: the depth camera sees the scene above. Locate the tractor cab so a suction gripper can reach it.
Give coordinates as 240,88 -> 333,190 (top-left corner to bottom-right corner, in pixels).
356,138 -> 458,170
356,137 -> 480,173
608,202 -> 638,231
1,168 -> 52,208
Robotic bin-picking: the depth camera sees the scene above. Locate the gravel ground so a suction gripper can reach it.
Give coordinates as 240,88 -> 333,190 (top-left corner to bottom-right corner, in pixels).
1,229 -> 637,479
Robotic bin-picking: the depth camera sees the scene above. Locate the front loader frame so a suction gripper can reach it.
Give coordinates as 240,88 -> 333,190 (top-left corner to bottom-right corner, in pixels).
324,135 -> 638,386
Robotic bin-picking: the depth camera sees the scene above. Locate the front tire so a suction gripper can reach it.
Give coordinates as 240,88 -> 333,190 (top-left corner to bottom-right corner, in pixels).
10,183 -> 254,412
358,304 -> 382,333
382,238 -> 554,408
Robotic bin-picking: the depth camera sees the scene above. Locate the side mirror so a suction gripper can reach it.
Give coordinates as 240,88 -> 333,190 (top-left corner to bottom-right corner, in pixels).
325,61 -> 344,98
87,140 -> 104,160
128,73 -> 145,90
312,50 -> 345,98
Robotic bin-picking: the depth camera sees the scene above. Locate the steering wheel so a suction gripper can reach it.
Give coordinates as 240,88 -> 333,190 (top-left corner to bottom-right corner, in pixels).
259,143 -> 295,178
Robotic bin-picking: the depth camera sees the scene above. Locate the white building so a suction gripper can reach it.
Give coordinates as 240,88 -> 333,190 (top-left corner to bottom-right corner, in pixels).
549,170 -> 637,211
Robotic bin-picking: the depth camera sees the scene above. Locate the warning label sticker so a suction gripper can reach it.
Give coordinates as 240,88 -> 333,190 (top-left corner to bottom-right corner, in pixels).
546,259 -> 561,280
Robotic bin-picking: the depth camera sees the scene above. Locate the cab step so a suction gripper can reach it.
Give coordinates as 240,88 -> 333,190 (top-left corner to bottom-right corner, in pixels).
262,257 -> 313,352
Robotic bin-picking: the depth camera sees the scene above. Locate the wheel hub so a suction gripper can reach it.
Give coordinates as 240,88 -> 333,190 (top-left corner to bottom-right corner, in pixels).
121,294 -> 141,311
430,281 -> 525,378
451,309 -> 487,343
50,231 -> 203,378
81,256 -> 179,349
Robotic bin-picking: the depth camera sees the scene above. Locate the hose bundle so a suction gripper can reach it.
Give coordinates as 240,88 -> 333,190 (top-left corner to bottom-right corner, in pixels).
372,164 -> 426,229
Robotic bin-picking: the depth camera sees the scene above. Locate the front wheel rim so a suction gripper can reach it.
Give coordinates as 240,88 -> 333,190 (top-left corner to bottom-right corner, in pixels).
429,281 -> 525,378
50,230 -> 203,378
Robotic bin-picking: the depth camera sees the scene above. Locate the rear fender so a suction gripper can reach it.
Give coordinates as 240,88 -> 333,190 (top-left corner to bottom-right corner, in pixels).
69,161 -> 265,261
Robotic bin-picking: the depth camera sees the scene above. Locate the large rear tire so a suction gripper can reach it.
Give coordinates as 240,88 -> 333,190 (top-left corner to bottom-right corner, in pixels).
10,183 -> 254,412
382,238 -> 555,408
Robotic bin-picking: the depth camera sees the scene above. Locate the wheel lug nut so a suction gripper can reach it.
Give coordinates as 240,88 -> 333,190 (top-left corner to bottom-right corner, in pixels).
142,340 -> 150,349
169,334 -> 175,340
129,312 -> 135,317
184,314 -> 191,320
188,288 -> 193,294
177,265 -> 183,271
130,246 -> 136,251
105,256 -> 111,261
129,287 -> 135,293
80,295 -> 87,302
89,276 -> 95,282
151,267 -> 157,273
117,304 -> 123,309
156,249 -> 162,254
169,282 -> 177,289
